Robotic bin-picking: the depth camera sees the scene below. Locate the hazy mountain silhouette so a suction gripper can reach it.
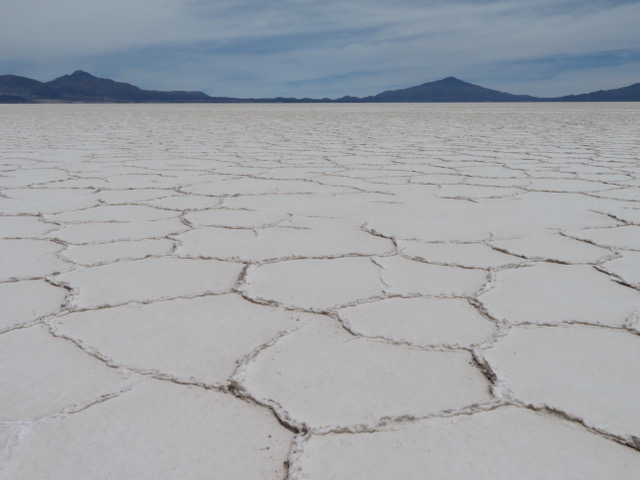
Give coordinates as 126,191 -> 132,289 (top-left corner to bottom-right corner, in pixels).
0,74 -> 62,101
554,83 -> 640,102
363,76 -> 538,102
1,70 -> 638,103
45,70 -> 211,102
0,70 -> 212,103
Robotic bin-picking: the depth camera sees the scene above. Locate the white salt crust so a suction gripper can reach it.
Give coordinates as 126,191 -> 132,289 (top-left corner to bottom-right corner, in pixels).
1,104 -> 639,479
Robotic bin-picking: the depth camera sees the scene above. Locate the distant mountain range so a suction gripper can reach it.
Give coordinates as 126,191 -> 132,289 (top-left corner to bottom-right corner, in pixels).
1,70 -> 639,103
360,76 -> 540,102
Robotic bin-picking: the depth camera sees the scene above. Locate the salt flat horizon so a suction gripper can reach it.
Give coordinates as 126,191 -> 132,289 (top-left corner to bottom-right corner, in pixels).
1,103 -> 639,479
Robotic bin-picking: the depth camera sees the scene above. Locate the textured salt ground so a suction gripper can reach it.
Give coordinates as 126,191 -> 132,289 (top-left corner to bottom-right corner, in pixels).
1,103 -> 639,479
299,407 -> 640,480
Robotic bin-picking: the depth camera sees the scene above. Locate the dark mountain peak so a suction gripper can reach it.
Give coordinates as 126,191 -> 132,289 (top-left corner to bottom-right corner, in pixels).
418,76 -> 475,88
40,70 -> 215,102
49,70 -> 110,85
438,76 -> 468,85
370,76 -> 537,102
414,76 -> 468,88
70,70 -> 95,78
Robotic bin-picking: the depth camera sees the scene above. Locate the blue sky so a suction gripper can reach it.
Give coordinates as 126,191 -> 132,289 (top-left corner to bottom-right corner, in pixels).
1,0 -> 639,98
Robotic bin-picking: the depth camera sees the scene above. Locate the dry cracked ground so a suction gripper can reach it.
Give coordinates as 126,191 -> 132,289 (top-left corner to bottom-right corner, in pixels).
1,103 -> 639,479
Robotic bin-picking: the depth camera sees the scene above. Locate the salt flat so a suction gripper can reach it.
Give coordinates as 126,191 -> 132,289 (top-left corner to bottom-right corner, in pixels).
1,103 -> 639,479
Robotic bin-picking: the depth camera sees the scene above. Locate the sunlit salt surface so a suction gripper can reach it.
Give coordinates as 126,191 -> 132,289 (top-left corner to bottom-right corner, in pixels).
1,103 -> 639,479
